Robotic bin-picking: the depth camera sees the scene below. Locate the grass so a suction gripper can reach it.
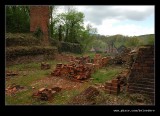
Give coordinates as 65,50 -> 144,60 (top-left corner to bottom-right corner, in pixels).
94,90 -> 152,105
52,89 -> 80,105
5,60 -> 65,105
91,66 -> 124,84
5,53 -> 127,105
6,58 -> 150,105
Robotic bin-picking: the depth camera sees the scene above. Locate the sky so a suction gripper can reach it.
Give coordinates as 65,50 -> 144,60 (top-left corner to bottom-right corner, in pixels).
55,5 -> 154,36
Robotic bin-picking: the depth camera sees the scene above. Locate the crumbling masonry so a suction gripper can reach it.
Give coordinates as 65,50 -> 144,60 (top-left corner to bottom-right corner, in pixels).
128,45 -> 155,103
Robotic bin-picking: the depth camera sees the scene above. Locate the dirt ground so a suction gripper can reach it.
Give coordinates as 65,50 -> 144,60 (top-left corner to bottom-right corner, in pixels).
30,76 -> 86,91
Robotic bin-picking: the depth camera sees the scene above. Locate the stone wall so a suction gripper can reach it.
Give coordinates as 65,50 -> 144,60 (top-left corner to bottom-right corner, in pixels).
128,45 -> 155,103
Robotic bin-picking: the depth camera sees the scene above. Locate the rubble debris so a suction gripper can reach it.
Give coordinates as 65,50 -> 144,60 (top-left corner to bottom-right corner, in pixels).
51,55 -> 111,80
41,62 -> 51,70
32,87 -> 35,89
113,55 -> 124,65
6,71 -> 18,76
107,47 -> 137,66
101,57 -> 110,67
104,70 -> 130,95
74,56 -> 91,65
81,86 -> 100,100
5,83 -> 25,95
32,87 -> 62,101
51,63 -> 91,80
68,86 -> 100,105
94,54 -> 102,66
117,45 -> 127,54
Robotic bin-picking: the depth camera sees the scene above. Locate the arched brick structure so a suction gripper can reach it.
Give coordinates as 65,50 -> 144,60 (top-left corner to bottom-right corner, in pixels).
30,6 -> 50,45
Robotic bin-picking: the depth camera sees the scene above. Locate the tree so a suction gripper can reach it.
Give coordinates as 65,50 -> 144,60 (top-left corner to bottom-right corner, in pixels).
147,35 -> 154,45
6,5 -> 30,33
77,23 -> 98,53
57,8 -> 85,43
126,36 -> 140,47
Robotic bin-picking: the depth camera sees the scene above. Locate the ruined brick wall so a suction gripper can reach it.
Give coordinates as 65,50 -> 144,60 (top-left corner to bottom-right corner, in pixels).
128,45 -> 154,103
30,6 -> 50,45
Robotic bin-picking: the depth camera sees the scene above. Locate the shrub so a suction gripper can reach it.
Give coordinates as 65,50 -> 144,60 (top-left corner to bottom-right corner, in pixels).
33,26 -> 43,39
50,39 -> 82,54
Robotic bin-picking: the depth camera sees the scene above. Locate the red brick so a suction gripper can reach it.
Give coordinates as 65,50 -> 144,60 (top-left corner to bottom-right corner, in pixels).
110,90 -> 118,95
111,86 -> 118,91
105,81 -> 112,86
112,79 -> 118,83
105,85 -> 111,90
30,6 -> 49,45
105,89 -> 111,94
112,83 -> 118,88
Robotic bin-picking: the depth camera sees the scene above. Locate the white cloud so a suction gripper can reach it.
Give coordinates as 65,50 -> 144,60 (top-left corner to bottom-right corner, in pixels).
97,19 -> 154,36
55,5 -> 154,36
75,5 -> 154,24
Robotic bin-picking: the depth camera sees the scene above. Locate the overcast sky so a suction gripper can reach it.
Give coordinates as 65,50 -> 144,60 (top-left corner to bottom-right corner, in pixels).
55,5 -> 154,36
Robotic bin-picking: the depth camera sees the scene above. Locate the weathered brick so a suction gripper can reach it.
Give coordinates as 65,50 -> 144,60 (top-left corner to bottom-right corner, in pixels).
128,45 -> 154,103
112,83 -> 118,88
105,81 -> 112,86
30,6 -> 49,45
111,86 -> 118,91
112,79 -> 118,84
105,85 -> 111,90
110,90 -> 119,95
105,88 -> 111,94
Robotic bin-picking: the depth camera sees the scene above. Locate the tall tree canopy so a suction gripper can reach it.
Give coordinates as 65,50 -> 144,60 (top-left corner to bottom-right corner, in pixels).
6,6 -> 30,33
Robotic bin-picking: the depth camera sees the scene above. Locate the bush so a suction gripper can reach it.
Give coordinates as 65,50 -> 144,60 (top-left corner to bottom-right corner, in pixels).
50,39 -> 82,54
33,27 -> 43,39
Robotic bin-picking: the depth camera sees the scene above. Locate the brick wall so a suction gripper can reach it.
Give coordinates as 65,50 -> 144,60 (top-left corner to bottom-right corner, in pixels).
128,45 -> 155,103
30,6 -> 50,45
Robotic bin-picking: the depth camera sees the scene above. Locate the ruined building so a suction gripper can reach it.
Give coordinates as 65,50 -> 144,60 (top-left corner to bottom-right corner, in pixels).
128,45 -> 155,103
30,6 -> 50,45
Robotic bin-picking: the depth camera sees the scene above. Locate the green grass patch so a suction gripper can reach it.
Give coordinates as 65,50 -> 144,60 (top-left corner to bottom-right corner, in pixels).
5,56 -> 126,105
91,67 -> 122,84
52,89 -> 80,105
5,59 -> 73,105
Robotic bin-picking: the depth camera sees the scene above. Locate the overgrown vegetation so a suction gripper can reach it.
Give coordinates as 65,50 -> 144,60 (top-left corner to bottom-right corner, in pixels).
6,33 -> 41,47
5,60 -> 127,105
91,66 -> 123,84
33,26 -> 43,39
6,5 -> 154,54
6,46 -> 57,60
5,6 -> 154,105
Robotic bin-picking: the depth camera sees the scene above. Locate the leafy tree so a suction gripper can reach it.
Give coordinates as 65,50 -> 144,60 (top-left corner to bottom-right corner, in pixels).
126,36 -> 140,47
6,5 -> 30,33
57,8 -> 85,43
147,35 -> 154,45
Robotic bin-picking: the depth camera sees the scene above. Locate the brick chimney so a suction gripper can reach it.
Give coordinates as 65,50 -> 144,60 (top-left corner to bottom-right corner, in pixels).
30,6 -> 50,46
